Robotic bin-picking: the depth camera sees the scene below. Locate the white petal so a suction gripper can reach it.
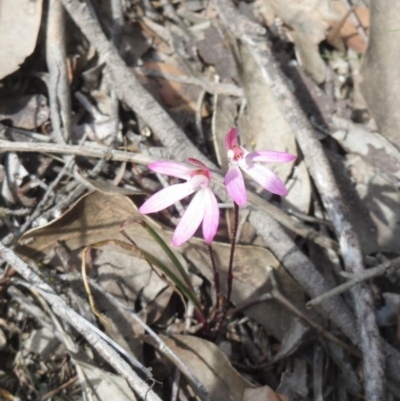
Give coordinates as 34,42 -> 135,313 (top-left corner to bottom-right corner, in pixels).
245,164 -> 288,196
202,188 -> 219,244
173,190 -> 206,246
139,183 -> 194,214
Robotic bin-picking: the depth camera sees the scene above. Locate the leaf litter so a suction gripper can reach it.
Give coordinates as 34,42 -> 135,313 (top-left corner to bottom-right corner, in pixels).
0,0 -> 399,400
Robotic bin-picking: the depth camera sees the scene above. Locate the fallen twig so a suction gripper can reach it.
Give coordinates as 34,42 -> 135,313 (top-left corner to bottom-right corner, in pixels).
135,67 -> 244,97
307,256 -> 400,308
46,0 -> 71,142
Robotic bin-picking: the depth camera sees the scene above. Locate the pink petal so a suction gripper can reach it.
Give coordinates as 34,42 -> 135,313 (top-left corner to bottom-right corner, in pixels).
224,165 -> 247,206
246,150 -> 297,164
225,128 -> 238,151
139,183 -> 194,214
148,161 -> 193,180
245,164 -> 288,196
187,158 -> 208,170
187,158 -> 211,180
201,188 -> 219,244
173,190 -> 205,247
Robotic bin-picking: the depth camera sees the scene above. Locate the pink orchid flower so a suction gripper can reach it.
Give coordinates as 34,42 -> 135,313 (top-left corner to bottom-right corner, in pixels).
139,158 -> 219,247
224,128 -> 297,206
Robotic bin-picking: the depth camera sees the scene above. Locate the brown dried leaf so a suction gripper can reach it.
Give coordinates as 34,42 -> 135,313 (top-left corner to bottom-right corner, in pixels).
331,116 -> 400,187
155,334 -> 254,401
327,3 -> 369,54
196,25 -> 238,81
264,0 -> 335,83
139,61 -> 205,115
243,386 -> 288,401
18,191 -> 308,339
0,95 -> 49,130
0,0 -> 43,79
17,192 -> 185,328
75,361 -> 138,401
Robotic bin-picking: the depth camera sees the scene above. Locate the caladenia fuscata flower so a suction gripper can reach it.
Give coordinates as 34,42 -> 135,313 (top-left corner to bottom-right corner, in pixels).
224,128 -> 297,206
139,158 -> 219,247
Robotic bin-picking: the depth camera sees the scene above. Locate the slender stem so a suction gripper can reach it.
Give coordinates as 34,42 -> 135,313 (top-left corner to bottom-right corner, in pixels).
226,202 -> 239,306
207,243 -> 220,303
215,202 -> 240,337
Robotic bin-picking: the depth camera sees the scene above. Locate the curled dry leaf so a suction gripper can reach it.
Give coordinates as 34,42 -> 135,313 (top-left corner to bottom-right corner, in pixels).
262,0 -> 336,83
0,94 -> 49,130
17,191 -> 189,351
196,25 -> 238,81
243,386 -> 288,401
139,61 -> 203,114
150,334 -> 253,401
327,3 -> 369,53
331,116 -> 400,187
0,0 -> 44,79
75,360 -> 138,401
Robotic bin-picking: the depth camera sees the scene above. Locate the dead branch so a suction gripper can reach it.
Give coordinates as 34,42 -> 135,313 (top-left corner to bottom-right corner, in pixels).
46,0 -> 71,143
307,257 -> 400,308
135,67 -> 244,97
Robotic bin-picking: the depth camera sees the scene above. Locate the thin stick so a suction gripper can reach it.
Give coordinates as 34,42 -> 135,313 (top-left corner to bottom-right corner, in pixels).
307,256 -> 400,308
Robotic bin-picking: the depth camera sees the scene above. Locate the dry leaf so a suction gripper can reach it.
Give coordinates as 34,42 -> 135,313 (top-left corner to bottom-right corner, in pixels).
153,334 -> 253,401
331,116 -> 400,187
0,0 -> 43,79
243,386 -> 288,401
196,25 -> 238,81
212,94 -> 237,171
0,94 -> 49,130
75,361 -> 138,400
17,192 -> 186,340
264,0 -> 335,83
330,153 -> 400,254
276,359 -> 308,399
328,3 -> 369,53
140,61 -> 203,113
